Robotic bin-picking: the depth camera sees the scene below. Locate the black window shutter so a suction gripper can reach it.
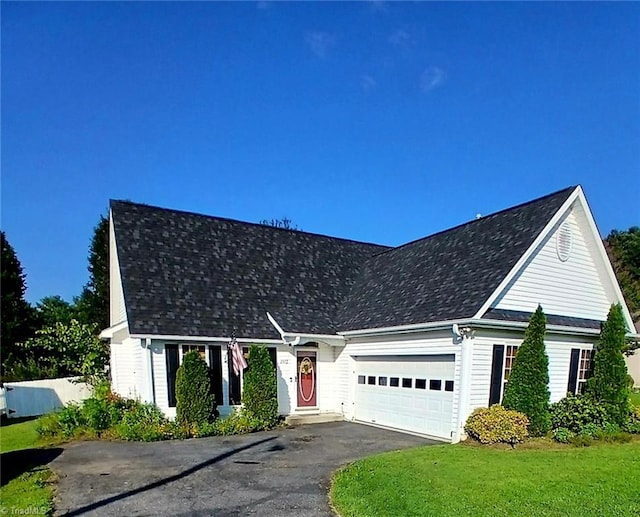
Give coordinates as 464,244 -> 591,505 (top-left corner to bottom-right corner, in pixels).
268,348 -> 277,371
209,345 -> 224,406
567,348 -> 580,395
165,344 -> 179,408
489,345 -> 505,406
228,348 -> 242,405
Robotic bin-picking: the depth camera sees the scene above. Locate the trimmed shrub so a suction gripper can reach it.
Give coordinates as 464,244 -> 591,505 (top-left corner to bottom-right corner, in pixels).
585,303 -> 632,426
176,350 -> 216,426
242,345 -> 279,428
549,394 -> 610,434
502,305 -> 551,436
464,405 -> 529,445
114,403 -> 168,441
552,427 -> 574,444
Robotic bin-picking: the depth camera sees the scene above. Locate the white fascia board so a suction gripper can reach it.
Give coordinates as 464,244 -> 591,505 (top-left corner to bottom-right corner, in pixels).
129,333 -> 284,344
473,186 -> 580,319
129,332 -> 344,345
99,320 -> 129,339
338,318 -> 475,337
574,188 -> 636,331
339,316 -> 640,340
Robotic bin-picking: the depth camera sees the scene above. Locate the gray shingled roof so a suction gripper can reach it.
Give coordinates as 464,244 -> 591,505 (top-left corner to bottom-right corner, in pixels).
336,186 -> 576,331
112,186 -> 577,338
111,201 -> 389,339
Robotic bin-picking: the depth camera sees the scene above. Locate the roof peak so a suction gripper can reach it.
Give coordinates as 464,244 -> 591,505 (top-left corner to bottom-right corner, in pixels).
372,185 -> 578,259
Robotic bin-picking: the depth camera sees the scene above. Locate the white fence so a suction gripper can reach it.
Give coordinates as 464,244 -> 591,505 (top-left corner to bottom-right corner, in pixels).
0,377 -> 93,418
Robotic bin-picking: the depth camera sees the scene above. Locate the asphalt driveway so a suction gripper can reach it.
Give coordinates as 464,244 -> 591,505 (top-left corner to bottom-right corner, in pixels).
51,421 -> 435,516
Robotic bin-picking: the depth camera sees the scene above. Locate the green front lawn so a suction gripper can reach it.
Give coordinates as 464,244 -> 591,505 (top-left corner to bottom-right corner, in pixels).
0,418 -> 55,515
331,440 -> 640,517
630,391 -> 640,408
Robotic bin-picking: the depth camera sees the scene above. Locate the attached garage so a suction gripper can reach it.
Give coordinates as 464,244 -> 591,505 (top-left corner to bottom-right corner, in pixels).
354,355 -> 455,440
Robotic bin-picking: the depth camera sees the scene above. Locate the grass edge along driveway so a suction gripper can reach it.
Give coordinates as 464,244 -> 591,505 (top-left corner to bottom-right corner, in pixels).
0,418 -> 58,516
330,440 -> 640,517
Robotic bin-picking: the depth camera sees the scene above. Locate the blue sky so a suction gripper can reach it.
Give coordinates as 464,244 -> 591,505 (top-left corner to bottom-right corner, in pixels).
2,1 -> 639,304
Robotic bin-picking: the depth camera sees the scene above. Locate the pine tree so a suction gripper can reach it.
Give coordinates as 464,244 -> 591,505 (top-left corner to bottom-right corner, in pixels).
585,304 -> 631,425
75,214 -> 109,330
1,231 -> 36,372
176,351 -> 216,426
242,345 -> 278,427
502,305 -> 551,436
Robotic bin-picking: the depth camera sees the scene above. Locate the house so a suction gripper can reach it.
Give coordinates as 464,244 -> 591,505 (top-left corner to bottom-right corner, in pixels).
101,185 -> 637,442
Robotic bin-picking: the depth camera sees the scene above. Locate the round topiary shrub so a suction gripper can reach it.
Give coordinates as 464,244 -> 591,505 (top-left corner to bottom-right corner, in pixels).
464,405 -> 529,445
176,350 -> 216,426
242,345 -> 279,429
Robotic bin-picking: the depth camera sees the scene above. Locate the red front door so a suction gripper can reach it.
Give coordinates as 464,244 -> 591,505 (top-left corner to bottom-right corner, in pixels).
297,351 -> 317,407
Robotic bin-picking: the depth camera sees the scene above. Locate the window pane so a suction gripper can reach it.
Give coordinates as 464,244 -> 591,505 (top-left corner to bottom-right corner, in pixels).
430,379 -> 442,390
390,377 -> 400,387
378,376 -> 387,386
368,376 -> 376,385
445,380 -> 454,392
358,375 -> 366,384
415,378 -> 426,389
402,378 -> 412,388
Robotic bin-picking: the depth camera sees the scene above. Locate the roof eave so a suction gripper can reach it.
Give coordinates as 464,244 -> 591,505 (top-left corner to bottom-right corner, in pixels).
338,317 -> 639,339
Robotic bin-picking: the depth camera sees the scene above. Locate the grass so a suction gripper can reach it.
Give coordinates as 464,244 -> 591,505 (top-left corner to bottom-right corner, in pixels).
0,418 -> 56,515
331,439 -> 640,517
630,390 -> 640,408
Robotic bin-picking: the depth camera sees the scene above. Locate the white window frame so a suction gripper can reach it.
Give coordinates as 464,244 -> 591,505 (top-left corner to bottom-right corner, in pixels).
501,345 -> 519,400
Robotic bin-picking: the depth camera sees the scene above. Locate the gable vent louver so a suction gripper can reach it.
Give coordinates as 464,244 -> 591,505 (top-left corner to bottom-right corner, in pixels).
556,221 -> 573,262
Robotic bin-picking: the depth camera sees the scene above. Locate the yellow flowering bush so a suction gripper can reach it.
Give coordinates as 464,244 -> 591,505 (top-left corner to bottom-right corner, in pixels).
465,405 -> 529,445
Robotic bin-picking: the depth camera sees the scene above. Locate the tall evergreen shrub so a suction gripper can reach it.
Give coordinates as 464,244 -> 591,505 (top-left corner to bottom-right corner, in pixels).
242,345 -> 278,428
176,351 -> 216,426
585,304 -> 631,425
502,305 -> 551,436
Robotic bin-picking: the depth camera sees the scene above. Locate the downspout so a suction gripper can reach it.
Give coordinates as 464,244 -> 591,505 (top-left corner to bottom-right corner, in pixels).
145,338 -> 156,405
453,326 -> 474,443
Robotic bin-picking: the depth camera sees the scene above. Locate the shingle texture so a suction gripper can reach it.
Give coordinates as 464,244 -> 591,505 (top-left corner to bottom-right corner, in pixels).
336,187 -> 576,331
111,201 -> 389,338
483,308 -> 602,330
112,186 -> 577,338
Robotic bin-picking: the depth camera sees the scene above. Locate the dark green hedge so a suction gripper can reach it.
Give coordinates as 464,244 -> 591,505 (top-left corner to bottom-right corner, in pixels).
176,350 -> 216,426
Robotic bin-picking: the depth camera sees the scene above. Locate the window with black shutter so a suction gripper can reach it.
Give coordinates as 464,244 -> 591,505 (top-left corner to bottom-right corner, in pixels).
165,344 -> 179,408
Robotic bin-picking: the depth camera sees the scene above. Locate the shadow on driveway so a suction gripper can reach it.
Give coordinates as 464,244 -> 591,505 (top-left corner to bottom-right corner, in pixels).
51,422 -> 435,516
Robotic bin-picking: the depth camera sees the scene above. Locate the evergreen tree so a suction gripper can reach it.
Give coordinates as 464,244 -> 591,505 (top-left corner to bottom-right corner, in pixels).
502,305 -> 551,436
242,345 -> 278,427
585,304 -> 631,425
176,351 -> 216,426
1,231 -> 36,371
75,214 -> 109,330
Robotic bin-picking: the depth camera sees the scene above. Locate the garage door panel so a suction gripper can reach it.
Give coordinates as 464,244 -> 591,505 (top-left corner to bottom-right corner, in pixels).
354,354 -> 455,439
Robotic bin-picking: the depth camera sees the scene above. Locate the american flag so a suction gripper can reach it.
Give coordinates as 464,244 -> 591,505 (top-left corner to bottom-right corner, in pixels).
229,335 -> 248,376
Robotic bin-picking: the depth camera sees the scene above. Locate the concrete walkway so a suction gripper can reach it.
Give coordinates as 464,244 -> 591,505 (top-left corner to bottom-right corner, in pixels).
51,421 -> 435,516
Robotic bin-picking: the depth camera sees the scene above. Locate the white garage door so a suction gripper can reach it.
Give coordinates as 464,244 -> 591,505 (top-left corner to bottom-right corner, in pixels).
354,355 -> 455,440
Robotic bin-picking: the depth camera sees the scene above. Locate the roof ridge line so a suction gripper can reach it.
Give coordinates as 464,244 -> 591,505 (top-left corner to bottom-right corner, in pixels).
368,185 -> 578,259
110,199 -> 391,250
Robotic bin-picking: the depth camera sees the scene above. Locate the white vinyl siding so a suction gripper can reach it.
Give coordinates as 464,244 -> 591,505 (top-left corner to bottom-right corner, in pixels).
492,203 -> 612,322
468,343 -> 493,411
110,338 -> 145,401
